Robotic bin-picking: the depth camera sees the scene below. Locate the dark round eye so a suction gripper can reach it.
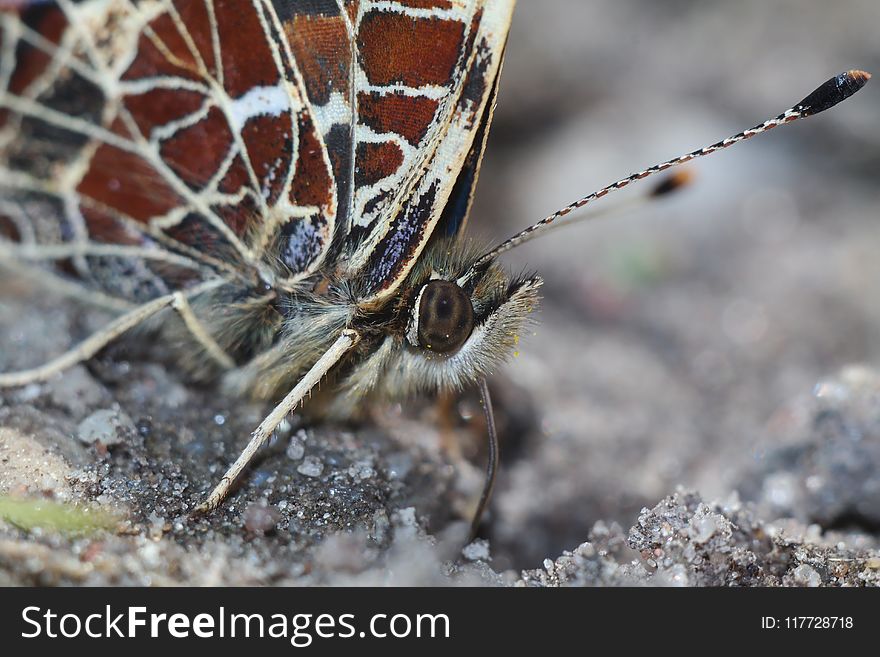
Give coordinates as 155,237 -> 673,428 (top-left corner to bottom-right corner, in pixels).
417,280 -> 474,354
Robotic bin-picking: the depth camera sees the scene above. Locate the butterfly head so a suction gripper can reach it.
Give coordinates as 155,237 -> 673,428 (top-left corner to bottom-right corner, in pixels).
343,239 -> 541,402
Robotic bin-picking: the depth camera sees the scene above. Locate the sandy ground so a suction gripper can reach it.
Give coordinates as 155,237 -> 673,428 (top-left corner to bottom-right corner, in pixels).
1,0 -> 879,585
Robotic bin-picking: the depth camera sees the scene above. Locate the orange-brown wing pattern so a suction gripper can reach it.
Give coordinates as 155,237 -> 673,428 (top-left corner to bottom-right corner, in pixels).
0,0 -> 338,299
0,0 -> 515,304
277,0 -> 516,300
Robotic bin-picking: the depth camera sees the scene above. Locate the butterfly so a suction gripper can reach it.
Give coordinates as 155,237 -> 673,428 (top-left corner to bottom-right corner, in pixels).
0,0 -> 869,540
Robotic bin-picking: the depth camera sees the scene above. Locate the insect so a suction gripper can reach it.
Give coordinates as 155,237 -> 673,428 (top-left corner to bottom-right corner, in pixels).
0,0 -> 870,540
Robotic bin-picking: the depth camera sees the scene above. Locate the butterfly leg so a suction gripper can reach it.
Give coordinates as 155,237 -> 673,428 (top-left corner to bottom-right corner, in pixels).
194,328 -> 361,514
0,278 -> 230,387
170,292 -> 235,370
1,251 -> 233,370
0,291 -> 182,387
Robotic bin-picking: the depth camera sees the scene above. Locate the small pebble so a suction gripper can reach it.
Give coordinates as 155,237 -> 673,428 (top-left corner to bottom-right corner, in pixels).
243,501 -> 280,536
286,434 -> 306,461
462,540 -> 490,562
792,564 -> 821,587
76,408 -> 135,446
297,456 -> 324,477
689,515 -> 718,544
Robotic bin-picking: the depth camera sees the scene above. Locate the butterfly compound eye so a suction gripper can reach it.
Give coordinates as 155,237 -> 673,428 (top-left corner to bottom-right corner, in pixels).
417,280 -> 474,354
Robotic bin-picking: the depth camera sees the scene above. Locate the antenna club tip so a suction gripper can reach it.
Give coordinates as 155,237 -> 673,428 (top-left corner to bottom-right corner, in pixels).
797,70 -> 871,117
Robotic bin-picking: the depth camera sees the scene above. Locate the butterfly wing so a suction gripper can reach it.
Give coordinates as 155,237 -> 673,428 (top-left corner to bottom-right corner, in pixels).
1,0 -> 515,306
276,0 -> 515,301
0,0 -> 338,301
435,68 -> 502,239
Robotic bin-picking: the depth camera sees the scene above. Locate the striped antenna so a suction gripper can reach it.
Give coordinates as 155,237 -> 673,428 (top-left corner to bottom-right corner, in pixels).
470,70 -> 870,273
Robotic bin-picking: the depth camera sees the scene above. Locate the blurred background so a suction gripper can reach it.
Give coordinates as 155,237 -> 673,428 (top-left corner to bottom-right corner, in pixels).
470,0 -> 880,568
